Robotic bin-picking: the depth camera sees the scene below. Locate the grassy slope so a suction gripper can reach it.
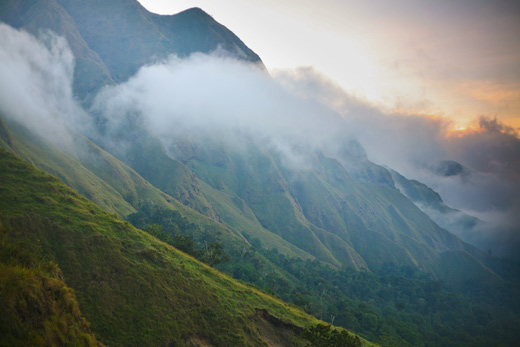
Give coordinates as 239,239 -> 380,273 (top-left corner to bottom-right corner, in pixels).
0,221 -> 102,346
2,116 -> 334,310
288,154 -> 501,282
200,179 -> 315,260
113,132 -> 220,220
5,120 -> 136,218
2,117 -> 216,226
0,147 -> 374,346
0,117 -> 309,283
182,142 -> 354,268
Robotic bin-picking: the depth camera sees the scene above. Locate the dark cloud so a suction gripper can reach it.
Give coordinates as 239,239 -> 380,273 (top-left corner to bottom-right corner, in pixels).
446,116 -> 520,176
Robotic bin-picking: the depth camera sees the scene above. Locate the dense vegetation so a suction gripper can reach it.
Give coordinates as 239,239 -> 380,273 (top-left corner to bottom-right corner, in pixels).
128,204 -> 229,266
303,324 -> 362,347
219,241 -> 520,346
125,202 -> 520,346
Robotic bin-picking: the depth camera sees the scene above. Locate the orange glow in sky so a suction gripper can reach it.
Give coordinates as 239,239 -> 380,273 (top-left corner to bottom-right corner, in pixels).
137,0 -> 520,131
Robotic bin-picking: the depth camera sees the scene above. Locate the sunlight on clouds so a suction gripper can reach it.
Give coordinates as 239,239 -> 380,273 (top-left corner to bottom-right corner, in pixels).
137,0 -> 520,132
457,80 -> 520,104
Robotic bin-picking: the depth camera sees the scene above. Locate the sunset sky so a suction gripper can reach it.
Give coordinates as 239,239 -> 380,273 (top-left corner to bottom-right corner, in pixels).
138,0 -> 520,131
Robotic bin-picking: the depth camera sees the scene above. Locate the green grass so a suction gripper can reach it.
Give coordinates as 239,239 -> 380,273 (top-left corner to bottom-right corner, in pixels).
0,147 -> 374,346
200,179 -> 315,260
0,221 -> 102,346
5,121 -> 136,218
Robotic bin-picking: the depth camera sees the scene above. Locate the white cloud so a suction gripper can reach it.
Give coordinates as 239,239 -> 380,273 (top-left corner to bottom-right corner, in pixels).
0,24 -> 89,150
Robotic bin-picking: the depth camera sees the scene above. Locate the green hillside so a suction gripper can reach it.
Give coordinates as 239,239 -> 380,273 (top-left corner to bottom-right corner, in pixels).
167,135 -> 488,276
0,221 -> 102,346
0,114 -> 316,288
0,147 -> 373,346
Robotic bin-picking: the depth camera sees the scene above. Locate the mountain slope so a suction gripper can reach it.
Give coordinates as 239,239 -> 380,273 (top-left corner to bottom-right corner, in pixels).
0,221 -> 102,346
0,0 -> 263,100
0,115 -> 316,290
389,169 -> 487,246
165,134 -> 493,281
0,147 -> 372,346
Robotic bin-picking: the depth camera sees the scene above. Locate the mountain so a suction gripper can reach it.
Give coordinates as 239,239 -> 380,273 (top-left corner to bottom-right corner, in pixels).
1,0 -> 519,345
0,146 -> 374,346
166,135 -> 486,274
336,140 -> 488,254
0,0 -> 263,100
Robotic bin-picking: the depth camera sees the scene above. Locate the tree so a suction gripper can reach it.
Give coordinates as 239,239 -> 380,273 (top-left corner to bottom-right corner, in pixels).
198,241 -> 229,266
143,224 -> 228,267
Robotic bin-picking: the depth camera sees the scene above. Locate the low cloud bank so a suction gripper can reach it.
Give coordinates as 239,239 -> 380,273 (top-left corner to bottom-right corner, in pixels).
91,53 -> 347,169
274,67 -> 520,258
1,24 -> 518,258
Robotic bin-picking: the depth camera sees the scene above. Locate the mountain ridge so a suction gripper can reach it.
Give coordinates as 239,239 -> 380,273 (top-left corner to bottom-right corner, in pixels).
0,0 -> 263,100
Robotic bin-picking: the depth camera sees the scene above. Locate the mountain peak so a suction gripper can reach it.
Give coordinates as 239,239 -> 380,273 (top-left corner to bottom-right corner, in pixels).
177,7 -> 211,17
0,0 -> 264,99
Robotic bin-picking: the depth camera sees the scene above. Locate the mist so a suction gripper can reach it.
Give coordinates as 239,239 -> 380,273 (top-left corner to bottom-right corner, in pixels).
93,53 -> 519,258
0,24 -> 90,151
274,67 -> 520,258
1,24 -> 518,258
91,53 -> 348,169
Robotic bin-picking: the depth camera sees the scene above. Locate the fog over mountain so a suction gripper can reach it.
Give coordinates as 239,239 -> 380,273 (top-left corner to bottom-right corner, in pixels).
92,51 -> 520,258
3,3 -> 520,343
1,21 -> 519,259
274,67 -> 520,258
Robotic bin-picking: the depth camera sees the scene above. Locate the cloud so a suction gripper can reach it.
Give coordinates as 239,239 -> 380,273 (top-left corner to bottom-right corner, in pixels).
91,54 -> 347,169
0,24 -> 89,150
446,117 -> 520,176
91,52 -> 520,257
2,24 -> 516,258
272,68 -> 520,258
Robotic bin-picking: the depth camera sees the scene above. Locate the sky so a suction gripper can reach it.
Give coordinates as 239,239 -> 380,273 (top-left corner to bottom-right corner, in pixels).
137,0 -> 520,131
